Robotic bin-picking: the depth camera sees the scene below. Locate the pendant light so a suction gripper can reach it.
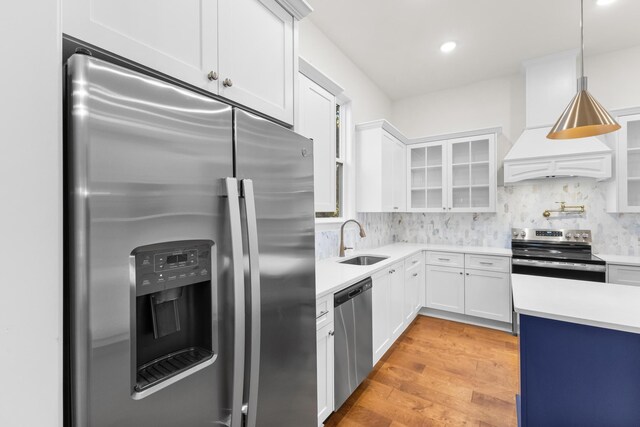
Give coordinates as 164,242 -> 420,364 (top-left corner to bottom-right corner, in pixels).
547,0 -> 620,139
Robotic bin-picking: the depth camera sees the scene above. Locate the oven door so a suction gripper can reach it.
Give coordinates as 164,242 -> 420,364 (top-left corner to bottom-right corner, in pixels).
512,258 -> 606,283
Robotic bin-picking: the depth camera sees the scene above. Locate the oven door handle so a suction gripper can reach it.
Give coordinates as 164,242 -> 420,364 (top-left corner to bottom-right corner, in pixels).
512,258 -> 606,272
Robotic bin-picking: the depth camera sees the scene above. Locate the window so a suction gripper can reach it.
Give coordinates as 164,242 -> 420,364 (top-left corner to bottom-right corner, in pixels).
316,103 -> 345,218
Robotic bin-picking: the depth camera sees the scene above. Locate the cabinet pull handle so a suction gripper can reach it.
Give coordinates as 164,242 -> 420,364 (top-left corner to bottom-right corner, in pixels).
316,310 -> 329,319
328,330 -> 334,336
412,273 -> 418,277
438,258 -> 450,261
412,260 -> 419,264
207,71 -> 218,81
479,261 -> 493,265
223,78 -> 233,87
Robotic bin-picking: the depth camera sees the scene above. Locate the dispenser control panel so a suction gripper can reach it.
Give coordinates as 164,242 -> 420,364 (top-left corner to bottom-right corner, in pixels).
154,249 -> 198,272
131,240 -> 214,297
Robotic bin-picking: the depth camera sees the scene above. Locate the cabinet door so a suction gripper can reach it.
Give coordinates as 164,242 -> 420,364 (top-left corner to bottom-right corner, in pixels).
618,114 -> 640,212
380,132 -> 397,212
608,264 -> 640,286
447,135 -> 496,213
464,269 -> 511,322
63,0 -> 218,93
389,262 -> 405,340
218,0 -> 294,124
392,139 -> 407,211
425,265 -> 465,314
372,270 -> 391,365
405,263 -> 422,323
316,322 -> 334,425
408,142 -> 446,212
298,74 -> 336,212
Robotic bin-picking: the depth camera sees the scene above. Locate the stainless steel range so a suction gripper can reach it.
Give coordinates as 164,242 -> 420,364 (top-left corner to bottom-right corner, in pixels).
511,228 -> 606,282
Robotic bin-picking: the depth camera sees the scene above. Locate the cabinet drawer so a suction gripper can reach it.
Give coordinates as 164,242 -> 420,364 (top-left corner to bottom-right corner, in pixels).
608,264 -> 640,286
426,251 -> 465,268
316,294 -> 334,330
465,254 -> 510,273
405,252 -> 423,271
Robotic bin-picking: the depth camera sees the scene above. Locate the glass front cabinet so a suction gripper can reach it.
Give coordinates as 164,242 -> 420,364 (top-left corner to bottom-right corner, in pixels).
609,113 -> 640,213
407,134 -> 496,213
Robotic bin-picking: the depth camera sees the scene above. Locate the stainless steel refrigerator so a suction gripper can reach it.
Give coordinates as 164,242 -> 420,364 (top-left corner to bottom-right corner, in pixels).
65,54 -> 317,427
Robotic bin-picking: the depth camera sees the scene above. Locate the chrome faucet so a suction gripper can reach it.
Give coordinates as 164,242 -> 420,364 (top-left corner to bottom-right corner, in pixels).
339,219 -> 366,257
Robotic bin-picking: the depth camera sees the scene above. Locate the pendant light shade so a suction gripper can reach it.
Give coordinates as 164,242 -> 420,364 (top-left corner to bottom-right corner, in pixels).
547,77 -> 621,139
547,0 -> 620,139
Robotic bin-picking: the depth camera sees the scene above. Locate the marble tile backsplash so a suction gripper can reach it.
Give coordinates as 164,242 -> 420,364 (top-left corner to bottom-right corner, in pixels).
315,213 -> 397,259
315,180 -> 640,260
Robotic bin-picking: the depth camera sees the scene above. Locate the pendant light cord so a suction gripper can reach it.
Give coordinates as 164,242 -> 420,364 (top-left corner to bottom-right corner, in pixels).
580,0 -> 585,79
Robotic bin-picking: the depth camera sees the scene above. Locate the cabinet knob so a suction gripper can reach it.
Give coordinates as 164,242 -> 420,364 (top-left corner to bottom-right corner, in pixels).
466,273 -> 470,276
443,207 -> 446,211
207,71 -> 218,81
412,273 -> 418,277
459,272 -> 463,275
223,78 -> 233,87
328,330 -> 334,336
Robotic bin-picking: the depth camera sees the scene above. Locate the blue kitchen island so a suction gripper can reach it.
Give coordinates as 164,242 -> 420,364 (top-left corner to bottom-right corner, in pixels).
512,274 -> 640,427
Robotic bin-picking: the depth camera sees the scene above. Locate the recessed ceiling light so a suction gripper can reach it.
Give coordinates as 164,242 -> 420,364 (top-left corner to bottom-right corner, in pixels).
440,41 -> 457,53
596,0 -> 615,5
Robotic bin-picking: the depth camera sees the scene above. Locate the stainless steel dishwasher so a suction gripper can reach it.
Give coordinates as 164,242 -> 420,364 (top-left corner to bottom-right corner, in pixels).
333,277 -> 373,409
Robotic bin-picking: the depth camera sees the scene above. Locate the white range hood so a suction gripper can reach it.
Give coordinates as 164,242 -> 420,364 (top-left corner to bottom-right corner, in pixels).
504,52 -> 612,183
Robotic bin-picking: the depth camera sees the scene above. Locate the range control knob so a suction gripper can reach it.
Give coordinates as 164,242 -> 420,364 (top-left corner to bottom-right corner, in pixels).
520,231 -> 526,237
566,233 -> 573,239
582,233 -> 589,239
513,231 -> 519,237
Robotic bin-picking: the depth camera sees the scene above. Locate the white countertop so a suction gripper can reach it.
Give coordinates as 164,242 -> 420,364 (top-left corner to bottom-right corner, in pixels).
512,273 -> 640,335
315,243 -> 512,298
597,253 -> 640,267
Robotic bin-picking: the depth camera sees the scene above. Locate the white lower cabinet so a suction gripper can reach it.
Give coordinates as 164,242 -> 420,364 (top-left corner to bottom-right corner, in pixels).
608,264 -> 640,286
389,262 -> 406,341
464,269 -> 511,322
316,294 -> 334,426
404,254 -> 424,323
425,265 -> 465,314
425,251 -> 512,324
372,260 -> 405,365
316,322 -> 334,426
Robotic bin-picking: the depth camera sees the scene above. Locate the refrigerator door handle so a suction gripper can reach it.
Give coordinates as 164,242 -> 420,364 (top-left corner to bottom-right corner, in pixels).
241,179 -> 261,427
224,177 -> 246,427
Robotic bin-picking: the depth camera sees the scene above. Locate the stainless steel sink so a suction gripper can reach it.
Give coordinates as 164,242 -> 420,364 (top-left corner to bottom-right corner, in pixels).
339,255 -> 388,266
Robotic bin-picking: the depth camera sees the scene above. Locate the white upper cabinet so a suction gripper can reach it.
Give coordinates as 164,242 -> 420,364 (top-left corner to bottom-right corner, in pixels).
298,74 -> 336,212
356,121 -> 407,212
63,0 -> 301,124
407,133 -> 496,213
62,0 -> 219,93
608,113 -> 640,213
218,0 -> 294,124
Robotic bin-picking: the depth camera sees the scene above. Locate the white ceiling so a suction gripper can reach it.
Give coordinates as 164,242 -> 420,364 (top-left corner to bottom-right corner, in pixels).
307,0 -> 640,100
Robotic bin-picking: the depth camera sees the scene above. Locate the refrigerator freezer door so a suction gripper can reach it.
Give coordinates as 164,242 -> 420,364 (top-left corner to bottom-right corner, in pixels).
67,54 -> 238,427
235,110 -> 317,427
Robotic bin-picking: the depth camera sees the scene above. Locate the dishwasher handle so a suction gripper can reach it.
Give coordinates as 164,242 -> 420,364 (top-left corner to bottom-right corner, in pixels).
334,277 -> 372,307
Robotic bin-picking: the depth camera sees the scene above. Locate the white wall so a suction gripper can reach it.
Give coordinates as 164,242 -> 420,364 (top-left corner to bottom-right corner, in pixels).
588,44 -> 640,113
0,1 -> 62,426
391,44 -> 640,149
299,19 -> 392,124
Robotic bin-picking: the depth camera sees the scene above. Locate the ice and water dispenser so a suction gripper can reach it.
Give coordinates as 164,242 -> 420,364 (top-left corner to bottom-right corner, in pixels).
130,240 -> 217,398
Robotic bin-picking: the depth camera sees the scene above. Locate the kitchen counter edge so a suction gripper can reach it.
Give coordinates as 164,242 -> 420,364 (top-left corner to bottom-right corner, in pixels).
315,243 -> 512,299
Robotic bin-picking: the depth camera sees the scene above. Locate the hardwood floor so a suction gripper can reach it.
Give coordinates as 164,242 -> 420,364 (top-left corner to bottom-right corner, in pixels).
324,316 -> 519,427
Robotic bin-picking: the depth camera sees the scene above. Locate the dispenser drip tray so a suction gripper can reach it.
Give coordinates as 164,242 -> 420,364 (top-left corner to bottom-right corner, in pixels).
135,347 -> 214,392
